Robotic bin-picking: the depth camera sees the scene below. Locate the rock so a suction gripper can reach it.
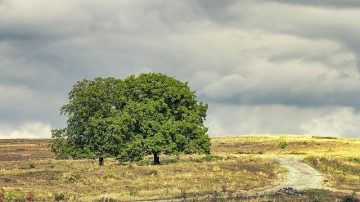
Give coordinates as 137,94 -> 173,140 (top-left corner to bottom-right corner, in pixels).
276,187 -> 302,196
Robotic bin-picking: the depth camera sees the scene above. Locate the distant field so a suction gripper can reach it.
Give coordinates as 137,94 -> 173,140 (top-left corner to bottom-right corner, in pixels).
0,139 -> 53,161
212,134 -> 360,157
0,135 -> 359,201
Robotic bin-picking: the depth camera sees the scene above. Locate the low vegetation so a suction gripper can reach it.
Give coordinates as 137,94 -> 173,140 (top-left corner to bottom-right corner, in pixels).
219,189 -> 359,202
1,135 -> 359,201
211,135 -> 360,157
305,156 -> 360,192
0,139 -> 285,201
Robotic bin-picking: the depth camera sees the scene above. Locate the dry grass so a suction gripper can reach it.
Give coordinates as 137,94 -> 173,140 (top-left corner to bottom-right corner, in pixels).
1,158 -> 284,201
221,189 -> 359,202
212,134 -> 360,195
0,139 -> 285,201
211,134 -> 360,157
1,135 -> 359,201
305,156 -> 360,192
0,139 -> 53,161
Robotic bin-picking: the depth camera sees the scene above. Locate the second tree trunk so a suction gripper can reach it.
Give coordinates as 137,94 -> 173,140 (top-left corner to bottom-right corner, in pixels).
153,152 -> 160,165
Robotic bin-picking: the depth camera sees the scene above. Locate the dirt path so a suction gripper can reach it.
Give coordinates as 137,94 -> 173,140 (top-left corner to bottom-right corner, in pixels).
142,156 -> 326,201
143,156 -> 360,201
262,156 -> 324,194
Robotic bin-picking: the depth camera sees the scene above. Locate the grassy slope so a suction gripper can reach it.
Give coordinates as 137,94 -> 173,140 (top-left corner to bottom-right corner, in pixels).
0,135 -> 359,201
212,135 -> 360,193
0,138 -> 285,201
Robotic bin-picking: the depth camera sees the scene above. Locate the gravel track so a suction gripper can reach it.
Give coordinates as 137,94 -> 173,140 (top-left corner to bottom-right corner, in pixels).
262,156 -> 324,193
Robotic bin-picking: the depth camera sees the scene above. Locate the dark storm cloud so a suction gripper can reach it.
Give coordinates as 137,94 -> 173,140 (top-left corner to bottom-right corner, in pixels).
1,0 -> 360,137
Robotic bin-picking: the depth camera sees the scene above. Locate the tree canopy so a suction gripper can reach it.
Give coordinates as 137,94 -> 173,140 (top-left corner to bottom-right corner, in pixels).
51,73 -> 210,165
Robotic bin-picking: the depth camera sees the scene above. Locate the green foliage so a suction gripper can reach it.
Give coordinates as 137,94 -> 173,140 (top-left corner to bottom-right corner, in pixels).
67,172 -> 83,182
278,141 -> 288,150
4,190 -> 25,202
312,136 -> 338,139
192,155 -> 223,163
52,73 -> 211,164
342,193 -> 358,202
28,163 -> 36,169
348,157 -> 360,164
53,192 -> 66,201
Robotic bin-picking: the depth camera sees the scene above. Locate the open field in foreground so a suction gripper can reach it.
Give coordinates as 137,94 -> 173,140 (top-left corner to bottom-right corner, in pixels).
0,135 -> 359,201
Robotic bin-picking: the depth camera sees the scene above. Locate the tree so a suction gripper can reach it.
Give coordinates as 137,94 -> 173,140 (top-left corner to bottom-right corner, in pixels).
117,73 -> 210,164
51,77 -> 132,165
51,73 -> 211,165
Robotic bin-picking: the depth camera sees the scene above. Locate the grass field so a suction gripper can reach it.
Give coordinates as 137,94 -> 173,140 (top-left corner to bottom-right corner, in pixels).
0,135 -> 359,201
305,156 -> 360,192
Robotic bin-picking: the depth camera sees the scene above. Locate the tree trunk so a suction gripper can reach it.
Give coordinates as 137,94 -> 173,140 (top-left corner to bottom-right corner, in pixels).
99,157 -> 104,166
153,152 -> 160,165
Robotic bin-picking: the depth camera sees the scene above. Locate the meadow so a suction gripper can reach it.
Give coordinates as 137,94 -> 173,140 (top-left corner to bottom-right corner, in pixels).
0,135 -> 359,201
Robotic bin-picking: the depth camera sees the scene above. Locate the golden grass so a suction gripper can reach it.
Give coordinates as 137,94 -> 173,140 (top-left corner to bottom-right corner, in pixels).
305,156 -> 360,192
0,158 -> 284,201
222,189 -> 359,202
0,139 -> 285,201
212,134 -> 360,194
1,135 -> 359,201
211,134 -> 360,157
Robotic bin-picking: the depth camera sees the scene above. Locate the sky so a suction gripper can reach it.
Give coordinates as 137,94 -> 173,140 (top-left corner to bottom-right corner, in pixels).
1,0 -> 360,138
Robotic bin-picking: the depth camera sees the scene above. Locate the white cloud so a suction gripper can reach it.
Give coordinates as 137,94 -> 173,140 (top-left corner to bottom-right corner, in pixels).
0,122 -> 51,138
300,108 -> 360,137
206,104 -> 360,137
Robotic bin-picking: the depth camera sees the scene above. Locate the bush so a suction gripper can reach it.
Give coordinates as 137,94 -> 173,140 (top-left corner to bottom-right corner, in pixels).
278,141 -> 288,150
342,193 -> 358,202
67,172 -> 82,182
192,155 -> 223,162
53,192 -> 66,201
4,190 -> 25,202
29,163 -> 36,169
312,136 -> 338,139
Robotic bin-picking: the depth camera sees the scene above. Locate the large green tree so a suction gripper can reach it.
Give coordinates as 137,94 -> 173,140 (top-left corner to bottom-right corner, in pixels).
51,73 -> 210,165
118,73 -> 210,164
51,77 -> 132,165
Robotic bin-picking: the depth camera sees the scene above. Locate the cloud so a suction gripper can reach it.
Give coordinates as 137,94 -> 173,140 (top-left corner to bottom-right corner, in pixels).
206,104 -> 360,137
264,0 -> 360,9
300,108 -> 360,137
1,0 -> 360,137
228,1 -> 360,53
0,122 -> 51,139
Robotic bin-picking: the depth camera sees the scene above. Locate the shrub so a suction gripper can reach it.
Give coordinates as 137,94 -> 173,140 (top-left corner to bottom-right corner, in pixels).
349,157 -> 360,164
278,141 -> 288,150
53,193 -> 66,201
193,155 -> 223,162
29,163 -> 36,169
342,193 -> 358,202
67,172 -> 82,182
103,173 -> 116,180
4,190 -> 25,202
312,136 -> 338,139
